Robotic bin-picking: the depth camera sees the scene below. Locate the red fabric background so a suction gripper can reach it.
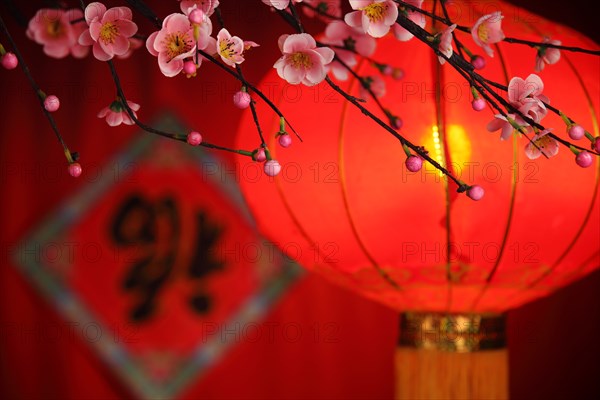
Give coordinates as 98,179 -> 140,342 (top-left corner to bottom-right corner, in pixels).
1,1 -> 599,399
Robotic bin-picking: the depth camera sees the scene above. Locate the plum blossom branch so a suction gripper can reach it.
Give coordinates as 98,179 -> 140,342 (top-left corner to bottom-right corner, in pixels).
325,75 -> 468,189
394,0 -> 600,56
99,0 -> 301,142
282,1 -> 471,190
0,12 -> 75,164
106,60 -> 253,157
502,36 -> 600,56
480,77 -> 600,153
123,0 -> 161,28
394,9 -> 597,155
196,47 -> 301,140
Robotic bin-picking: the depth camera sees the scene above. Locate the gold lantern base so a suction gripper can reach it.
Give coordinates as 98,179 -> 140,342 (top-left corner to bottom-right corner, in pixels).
395,313 -> 508,400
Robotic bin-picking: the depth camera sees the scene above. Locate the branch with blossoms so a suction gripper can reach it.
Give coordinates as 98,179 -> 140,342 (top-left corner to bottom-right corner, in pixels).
1,0 -> 599,200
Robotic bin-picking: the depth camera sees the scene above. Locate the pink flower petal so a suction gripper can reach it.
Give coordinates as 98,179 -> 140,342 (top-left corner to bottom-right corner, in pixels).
393,25 -> 414,42
364,18 -> 391,38
277,34 -> 289,53
93,42 -> 112,61
349,0 -> 373,9
165,13 -> 193,35
78,30 -> 95,46
85,2 -> 107,24
355,36 -> 376,56
44,44 -> 70,59
127,101 -> 141,112
344,11 -> 363,29
71,44 -> 90,58
282,64 -> 305,85
158,52 -> 184,77
305,60 -> 326,85
525,74 -> 544,97
524,142 -> 542,159
106,111 -> 123,127
313,47 -> 335,64
283,34 -> 316,54
146,31 -> 159,56
116,19 -> 138,37
97,107 -> 110,118
112,34 -> 131,56
89,21 -> 102,41
500,122 -> 513,141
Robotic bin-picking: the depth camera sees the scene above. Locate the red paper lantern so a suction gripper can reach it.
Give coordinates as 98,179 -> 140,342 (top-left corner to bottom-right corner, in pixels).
236,2 -> 599,397
236,0 -> 599,315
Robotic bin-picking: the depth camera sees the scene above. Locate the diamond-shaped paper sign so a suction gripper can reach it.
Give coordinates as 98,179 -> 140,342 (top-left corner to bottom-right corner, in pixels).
12,116 -> 303,399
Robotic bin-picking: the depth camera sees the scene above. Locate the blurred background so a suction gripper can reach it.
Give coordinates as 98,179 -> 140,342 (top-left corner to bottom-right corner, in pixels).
1,1 -> 599,399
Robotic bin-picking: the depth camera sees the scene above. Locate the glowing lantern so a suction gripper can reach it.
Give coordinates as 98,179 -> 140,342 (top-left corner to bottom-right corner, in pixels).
236,0 -> 599,398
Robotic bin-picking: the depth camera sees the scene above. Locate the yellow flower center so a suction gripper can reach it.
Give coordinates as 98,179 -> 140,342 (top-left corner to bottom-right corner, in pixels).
219,39 -> 236,59
289,52 -> 312,69
477,24 -> 489,43
363,3 -> 387,23
534,135 -> 552,149
100,22 -> 119,44
164,32 -> 193,60
46,20 -> 64,38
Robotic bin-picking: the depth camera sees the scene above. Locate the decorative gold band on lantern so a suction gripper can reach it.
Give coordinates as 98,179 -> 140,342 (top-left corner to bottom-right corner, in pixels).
396,313 -> 509,399
398,312 -> 506,352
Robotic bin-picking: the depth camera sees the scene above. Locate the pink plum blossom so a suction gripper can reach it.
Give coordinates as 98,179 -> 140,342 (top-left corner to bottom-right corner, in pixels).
487,113 -> 522,141
97,100 -> 140,127
178,0 -> 219,16
535,37 -> 561,72
302,0 -> 342,20
393,0 -> 426,42
78,3 -> 138,61
321,20 -> 376,80
437,24 -> 456,64
524,129 -> 559,159
27,8 -> 89,59
507,74 -> 549,124
324,20 -> 376,57
274,33 -> 334,86
471,11 -> 505,57
262,0 -> 303,10
146,13 -> 215,77
216,29 -> 259,67
345,0 -> 399,38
